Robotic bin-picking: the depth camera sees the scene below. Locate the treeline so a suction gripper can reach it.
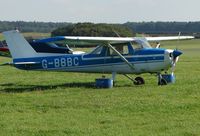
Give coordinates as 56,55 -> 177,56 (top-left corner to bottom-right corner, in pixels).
0,21 -> 71,33
124,22 -> 200,34
1,21 -> 200,34
51,23 -> 135,37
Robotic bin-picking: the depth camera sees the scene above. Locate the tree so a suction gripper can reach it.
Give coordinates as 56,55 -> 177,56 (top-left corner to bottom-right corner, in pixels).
51,23 -> 135,37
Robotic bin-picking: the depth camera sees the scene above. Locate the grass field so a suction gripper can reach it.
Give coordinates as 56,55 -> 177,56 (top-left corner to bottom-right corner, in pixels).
0,39 -> 200,136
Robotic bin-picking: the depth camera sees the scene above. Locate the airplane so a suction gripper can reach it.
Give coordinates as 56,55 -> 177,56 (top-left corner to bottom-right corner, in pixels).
0,41 -> 9,52
2,30 -> 194,86
0,47 -> 9,52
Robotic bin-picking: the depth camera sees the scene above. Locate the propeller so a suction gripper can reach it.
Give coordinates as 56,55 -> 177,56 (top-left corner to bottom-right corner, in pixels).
171,50 -> 182,73
171,32 -> 182,73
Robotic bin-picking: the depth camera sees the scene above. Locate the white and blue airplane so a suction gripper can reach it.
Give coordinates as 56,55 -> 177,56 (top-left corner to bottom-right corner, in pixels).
2,30 -> 193,85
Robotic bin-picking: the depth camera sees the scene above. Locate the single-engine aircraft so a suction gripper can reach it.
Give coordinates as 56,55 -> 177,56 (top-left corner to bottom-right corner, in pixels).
2,30 -> 194,85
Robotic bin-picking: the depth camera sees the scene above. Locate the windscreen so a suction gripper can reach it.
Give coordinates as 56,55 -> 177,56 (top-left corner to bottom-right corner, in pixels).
133,38 -> 152,49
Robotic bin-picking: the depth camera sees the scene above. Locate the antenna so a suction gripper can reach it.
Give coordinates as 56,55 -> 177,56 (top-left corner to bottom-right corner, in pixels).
112,29 -> 121,37
178,32 -> 181,38
176,32 -> 181,50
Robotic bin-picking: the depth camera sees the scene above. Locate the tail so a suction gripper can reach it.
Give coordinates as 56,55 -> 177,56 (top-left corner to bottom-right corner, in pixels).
2,30 -> 37,59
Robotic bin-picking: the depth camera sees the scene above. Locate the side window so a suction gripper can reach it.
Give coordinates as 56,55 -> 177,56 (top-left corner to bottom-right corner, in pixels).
109,45 -> 130,56
122,45 -> 129,55
132,41 -> 143,50
90,46 -> 103,55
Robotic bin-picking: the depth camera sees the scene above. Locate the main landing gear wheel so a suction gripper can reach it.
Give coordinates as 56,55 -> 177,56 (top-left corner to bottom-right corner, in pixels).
158,78 -> 167,86
134,77 -> 145,85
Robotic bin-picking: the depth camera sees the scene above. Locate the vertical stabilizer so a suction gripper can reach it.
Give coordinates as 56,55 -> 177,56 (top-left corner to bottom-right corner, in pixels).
3,30 -> 37,59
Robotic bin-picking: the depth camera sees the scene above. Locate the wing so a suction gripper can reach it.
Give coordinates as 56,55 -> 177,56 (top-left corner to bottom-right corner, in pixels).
36,36 -> 136,45
145,36 -> 194,42
36,35 -> 194,45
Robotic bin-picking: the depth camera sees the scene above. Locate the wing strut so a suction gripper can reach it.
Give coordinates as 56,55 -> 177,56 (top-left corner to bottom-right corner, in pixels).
106,43 -> 135,71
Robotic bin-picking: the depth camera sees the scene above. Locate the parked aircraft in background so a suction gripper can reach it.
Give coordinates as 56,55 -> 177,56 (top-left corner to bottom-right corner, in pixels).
0,47 -> 9,52
0,40 -> 9,52
2,30 -> 194,85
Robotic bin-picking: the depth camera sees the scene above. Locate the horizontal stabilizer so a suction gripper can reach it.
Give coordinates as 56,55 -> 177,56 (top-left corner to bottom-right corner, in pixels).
0,62 -> 13,66
0,61 -> 40,66
14,62 -> 40,65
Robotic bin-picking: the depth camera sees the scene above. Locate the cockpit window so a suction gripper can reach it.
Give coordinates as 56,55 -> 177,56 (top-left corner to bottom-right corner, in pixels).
90,46 -> 103,55
135,38 -> 152,49
132,38 -> 152,50
109,45 -> 129,55
88,39 -> 152,56
132,41 -> 143,50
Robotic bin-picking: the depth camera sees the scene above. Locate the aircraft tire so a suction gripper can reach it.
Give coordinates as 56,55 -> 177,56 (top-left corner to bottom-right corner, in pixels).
158,78 -> 167,86
134,77 -> 145,85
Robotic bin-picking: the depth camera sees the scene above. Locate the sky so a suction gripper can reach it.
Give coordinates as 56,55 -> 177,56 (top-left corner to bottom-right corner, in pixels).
0,0 -> 199,23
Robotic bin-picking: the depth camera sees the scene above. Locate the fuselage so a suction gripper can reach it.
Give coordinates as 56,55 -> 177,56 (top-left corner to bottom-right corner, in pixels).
13,48 -> 173,74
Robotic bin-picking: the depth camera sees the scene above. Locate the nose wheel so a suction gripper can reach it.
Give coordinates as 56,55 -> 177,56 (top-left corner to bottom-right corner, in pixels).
158,78 -> 167,85
158,73 -> 168,86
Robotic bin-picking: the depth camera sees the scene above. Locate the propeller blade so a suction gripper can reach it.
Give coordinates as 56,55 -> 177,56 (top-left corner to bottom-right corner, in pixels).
175,56 -> 179,63
171,50 -> 182,72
